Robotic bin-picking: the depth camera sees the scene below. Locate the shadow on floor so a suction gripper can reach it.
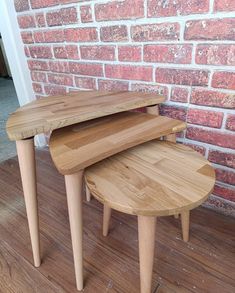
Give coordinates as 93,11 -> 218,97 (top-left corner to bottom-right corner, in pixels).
0,77 -> 19,162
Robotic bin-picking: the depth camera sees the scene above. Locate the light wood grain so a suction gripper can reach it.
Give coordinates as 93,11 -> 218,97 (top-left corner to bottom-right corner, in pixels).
85,141 -> 215,216
50,112 -> 186,175
103,204 -> 112,237
6,91 -> 165,141
65,172 -> 84,291
16,138 -> 41,267
181,210 -> 190,242
138,216 -> 156,293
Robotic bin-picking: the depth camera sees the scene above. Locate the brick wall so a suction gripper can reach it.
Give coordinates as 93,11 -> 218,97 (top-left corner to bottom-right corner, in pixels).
15,0 -> 235,215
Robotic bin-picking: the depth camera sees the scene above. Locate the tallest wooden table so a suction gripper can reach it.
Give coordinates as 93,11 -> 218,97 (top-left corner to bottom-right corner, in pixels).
6,90 -> 165,269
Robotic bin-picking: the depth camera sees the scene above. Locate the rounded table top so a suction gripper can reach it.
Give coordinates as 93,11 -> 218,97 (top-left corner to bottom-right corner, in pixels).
85,141 -> 215,216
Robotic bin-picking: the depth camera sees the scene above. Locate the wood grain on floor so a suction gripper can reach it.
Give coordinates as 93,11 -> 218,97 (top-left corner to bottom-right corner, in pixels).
0,149 -> 234,293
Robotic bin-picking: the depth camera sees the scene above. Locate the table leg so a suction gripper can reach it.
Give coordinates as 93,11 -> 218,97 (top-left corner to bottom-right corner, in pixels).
164,133 -> 176,143
103,204 -> 112,236
138,216 -> 156,293
181,210 -> 190,242
85,184 -> 91,202
146,104 -> 159,115
65,171 -> 84,291
16,138 -> 41,267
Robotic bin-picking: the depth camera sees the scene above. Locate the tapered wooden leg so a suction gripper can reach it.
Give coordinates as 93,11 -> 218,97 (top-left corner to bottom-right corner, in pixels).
85,185 -> 91,202
103,204 -> 112,236
146,105 -> 159,115
138,216 -> 156,293
65,172 -> 84,291
165,133 -> 176,143
181,210 -> 190,242
16,138 -> 41,268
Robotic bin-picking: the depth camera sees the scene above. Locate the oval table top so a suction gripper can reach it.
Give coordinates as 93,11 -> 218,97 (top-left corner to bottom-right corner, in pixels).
49,112 -> 186,175
85,141 -> 216,217
6,91 -> 165,141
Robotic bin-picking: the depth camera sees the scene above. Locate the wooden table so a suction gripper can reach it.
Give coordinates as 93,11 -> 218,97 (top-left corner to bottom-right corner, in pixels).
6,91 -> 165,269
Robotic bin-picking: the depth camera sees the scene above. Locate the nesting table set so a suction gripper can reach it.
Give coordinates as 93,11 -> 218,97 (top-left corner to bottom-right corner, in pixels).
6,91 -> 215,293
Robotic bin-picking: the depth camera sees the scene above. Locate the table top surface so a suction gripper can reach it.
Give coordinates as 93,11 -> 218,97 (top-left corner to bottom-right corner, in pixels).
49,112 -> 186,175
6,91 -> 165,141
85,141 -> 215,216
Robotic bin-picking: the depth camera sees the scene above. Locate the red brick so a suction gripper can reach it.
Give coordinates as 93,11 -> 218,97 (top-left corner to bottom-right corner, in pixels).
80,46 -> 115,61
75,77 -> 97,90
209,150 -> 235,169
196,44 -> 235,66
31,71 -> 47,82
105,65 -> 152,82
131,83 -> 168,96
61,7 -> 77,24
49,61 -> 69,73
187,108 -> 223,128
46,7 -> 77,26
65,28 -> 98,42
35,13 -> 46,27
53,46 -> 67,59
98,79 -> 129,91
144,44 -> 192,64
32,82 -> 43,94
66,45 -> 79,60
14,0 -> 29,12
212,71 -> 235,90
69,62 -> 103,77
186,127 -> 235,149
171,87 -> 189,103
53,45 -> 79,60
28,60 -> 49,71
118,46 -> 141,62
46,10 -> 62,26
48,73 -> 73,86
156,68 -> 209,86
95,0 -> 144,21
184,143 -> 206,156
160,105 -> 187,121
29,46 -> 52,59
226,115 -> 235,131
100,26 -> 128,42
191,89 -> 235,109
30,0 -> 59,9
44,29 -> 64,43
213,184 -> 235,201
214,0 -> 235,12
34,30 -> 64,43
44,84 -> 66,96
33,31 -> 44,43
21,32 -> 34,44
185,18 -> 235,40
80,5 -> 93,23
18,15 -> 35,29
216,168 -> 235,185
131,23 -> 180,41
148,0 -> 209,17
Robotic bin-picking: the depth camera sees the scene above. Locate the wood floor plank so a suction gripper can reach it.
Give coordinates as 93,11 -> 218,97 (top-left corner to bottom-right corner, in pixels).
0,149 -> 235,293
0,240 -> 63,293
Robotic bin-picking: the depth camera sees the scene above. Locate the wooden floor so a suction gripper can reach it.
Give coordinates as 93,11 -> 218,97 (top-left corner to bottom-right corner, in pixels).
0,149 -> 234,293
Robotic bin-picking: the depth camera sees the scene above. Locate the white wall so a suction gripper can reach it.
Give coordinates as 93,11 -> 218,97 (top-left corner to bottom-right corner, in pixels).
0,0 -> 47,146
0,0 -> 34,106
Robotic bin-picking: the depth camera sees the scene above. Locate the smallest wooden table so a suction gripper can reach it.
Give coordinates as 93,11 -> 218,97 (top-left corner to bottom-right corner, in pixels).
85,141 -> 216,293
